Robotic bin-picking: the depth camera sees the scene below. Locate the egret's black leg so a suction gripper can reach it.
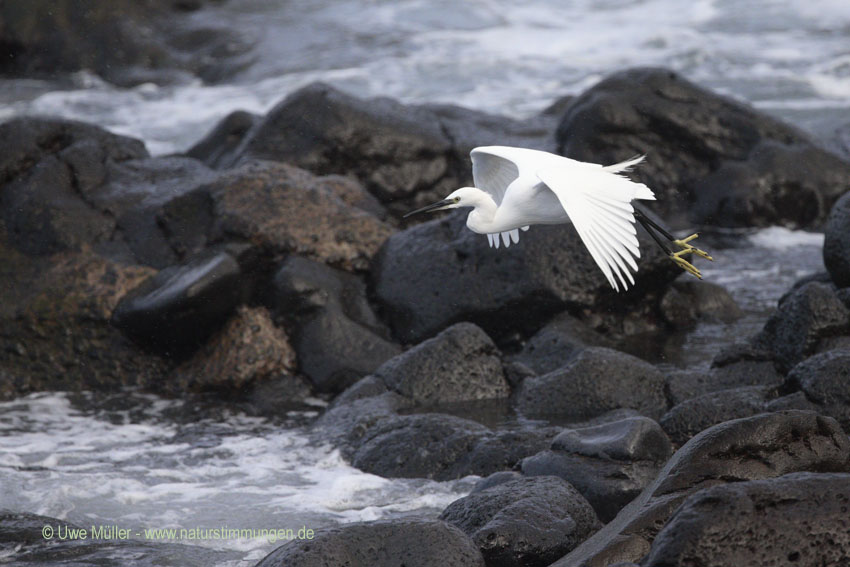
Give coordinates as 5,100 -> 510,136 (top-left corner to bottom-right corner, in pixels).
633,209 -> 713,279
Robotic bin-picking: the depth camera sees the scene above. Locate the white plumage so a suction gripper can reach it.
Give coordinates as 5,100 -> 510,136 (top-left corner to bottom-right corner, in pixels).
404,145 -> 710,292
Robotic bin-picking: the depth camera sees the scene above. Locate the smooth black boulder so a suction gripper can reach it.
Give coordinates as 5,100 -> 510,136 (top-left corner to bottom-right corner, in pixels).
824,190 -> 850,287
273,256 -> 400,393
371,210 -> 681,344
439,476 -> 600,567
751,281 -> 850,372
785,349 -> 850,430
511,312 -> 613,375
372,322 -> 509,405
516,347 -> 667,422
111,249 -> 244,356
254,519 -> 485,567
556,67 -> 850,228
554,411 -> 850,567
642,472 -> 850,567
522,417 -> 672,522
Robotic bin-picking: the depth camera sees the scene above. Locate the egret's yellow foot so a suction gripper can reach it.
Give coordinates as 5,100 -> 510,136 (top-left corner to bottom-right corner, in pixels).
672,233 -> 714,261
670,253 -> 703,279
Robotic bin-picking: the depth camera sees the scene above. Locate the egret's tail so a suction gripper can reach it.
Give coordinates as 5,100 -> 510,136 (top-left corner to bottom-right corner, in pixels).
603,154 -> 655,201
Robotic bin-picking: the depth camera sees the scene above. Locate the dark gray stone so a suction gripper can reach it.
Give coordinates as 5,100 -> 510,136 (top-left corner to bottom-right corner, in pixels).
371,209 -> 681,344
111,249 -> 244,356
659,280 -> 742,329
556,67 -> 850,228
824,191 -> 850,287
643,473 -> 850,567
511,312 -> 614,375
273,256 -> 400,393
522,417 -> 672,522
785,349 -> 850,430
185,110 -> 260,169
554,411 -> 850,567
664,361 -> 783,407
752,281 -> 850,372
516,347 -> 667,421
254,519 -> 485,567
373,322 -> 509,405
659,386 -> 775,445
440,476 -> 599,567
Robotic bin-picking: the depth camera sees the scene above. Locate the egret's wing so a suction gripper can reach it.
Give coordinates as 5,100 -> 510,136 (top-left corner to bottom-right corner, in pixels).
471,148 -> 520,206
537,167 -> 644,292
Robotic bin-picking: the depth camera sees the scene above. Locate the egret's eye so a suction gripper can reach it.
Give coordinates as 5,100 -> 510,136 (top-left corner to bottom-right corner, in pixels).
454,197 -> 461,203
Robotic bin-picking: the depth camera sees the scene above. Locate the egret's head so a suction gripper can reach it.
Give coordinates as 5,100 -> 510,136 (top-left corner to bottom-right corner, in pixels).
403,187 -> 478,218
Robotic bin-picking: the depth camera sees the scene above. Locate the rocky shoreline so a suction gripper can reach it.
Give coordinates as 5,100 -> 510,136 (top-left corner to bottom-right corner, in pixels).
3,66 -> 850,566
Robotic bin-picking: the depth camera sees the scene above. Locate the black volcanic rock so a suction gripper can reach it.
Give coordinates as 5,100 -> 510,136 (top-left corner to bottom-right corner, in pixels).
554,411 -> 850,567
255,519 -> 485,567
556,67 -> 850,228
440,476 -> 599,567
511,312 -> 614,375
522,417 -> 672,522
516,347 -> 667,422
824,191 -> 850,287
272,256 -> 400,393
642,473 -> 850,567
752,281 -> 850,372
785,349 -> 850,430
371,210 -> 681,344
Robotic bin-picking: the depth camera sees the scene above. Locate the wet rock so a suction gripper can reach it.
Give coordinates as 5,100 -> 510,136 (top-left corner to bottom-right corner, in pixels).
255,519 -> 485,567
0,117 -> 147,256
439,476 -> 600,567
227,83 -> 453,203
185,110 -> 260,168
556,67 -> 850,228
372,322 -> 509,406
315,392 -> 410,448
171,306 -> 297,394
371,210 -> 681,344
273,256 -> 400,393
455,428 -> 560,479
511,312 -> 614,375
0,0 -> 252,85
160,161 -> 393,271
824,190 -> 850,287
472,471 -> 525,493
111,249 -> 245,356
752,281 -> 850,372
642,472 -> 850,567
659,280 -> 742,329
0,245 -> 169,399
554,411 -> 850,567
659,386 -> 775,445
664,361 -> 783,407
516,347 -> 667,421
351,413 -> 491,480
785,349 -> 850,429
522,417 -> 673,522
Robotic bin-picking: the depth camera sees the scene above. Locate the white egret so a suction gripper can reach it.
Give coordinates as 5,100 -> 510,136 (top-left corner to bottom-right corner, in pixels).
404,146 -> 712,292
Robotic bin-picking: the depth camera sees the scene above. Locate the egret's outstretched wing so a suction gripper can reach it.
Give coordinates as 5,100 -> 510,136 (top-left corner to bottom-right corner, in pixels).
537,166 -> 651,292
471,148 -> 520,206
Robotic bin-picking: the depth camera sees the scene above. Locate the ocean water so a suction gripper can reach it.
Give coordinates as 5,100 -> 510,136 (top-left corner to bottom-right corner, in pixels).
0,0 -> 843,564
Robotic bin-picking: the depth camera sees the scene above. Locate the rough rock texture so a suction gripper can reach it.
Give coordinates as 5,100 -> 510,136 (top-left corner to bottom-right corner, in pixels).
785,349 -> 850,430
185,110 -> 261,169
254,519 -> 485,567
659,386 -> 775,445
511,312 -> 614,375
161,161 -> 393,271
440,476 -> 600,567
659,280 -> 742,329
516,347 -> 667,421
171,306 -> 297,394
0,246 -> 168,398
372,322 -> 509,405
823,190 -> 850,287
0,117 -> 148,256
642,473 -> 850,567
111,248 -> 246,355
752,281 -> 850,372
554,411 -> 850,567
0,0 -> 253,85
556,67 -> 850,228
664,361 -> 783,407
272,256 -> 400,393
372,210 -> 682,344
522,417 -> 673,522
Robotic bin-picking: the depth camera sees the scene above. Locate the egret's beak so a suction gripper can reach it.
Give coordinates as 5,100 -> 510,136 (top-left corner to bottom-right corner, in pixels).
403,198 -> 453,218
